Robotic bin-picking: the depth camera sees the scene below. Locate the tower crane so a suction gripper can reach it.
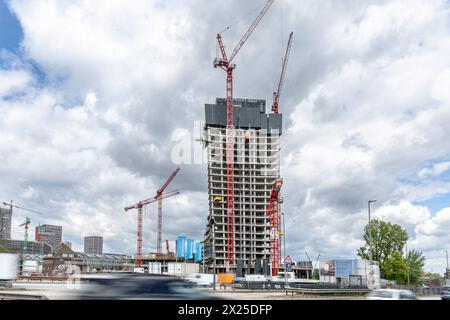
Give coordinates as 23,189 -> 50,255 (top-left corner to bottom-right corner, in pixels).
18,217 -> 31,255
213,0 -> 274,269
166,239 -> 171,254
266,178 -> 283,276
154,166 -> 180,254
272,31 -> 293,114
124,190 -> 180,268
2,201 -> 44,255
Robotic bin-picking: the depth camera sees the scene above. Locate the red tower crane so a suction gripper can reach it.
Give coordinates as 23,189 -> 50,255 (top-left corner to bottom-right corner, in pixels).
213,0 -> 274,269
154,166 -> 180,254
266,178 -> 283,276
166,239 -> 170,254
272,31 -> 293,114
124,190 -> 180,268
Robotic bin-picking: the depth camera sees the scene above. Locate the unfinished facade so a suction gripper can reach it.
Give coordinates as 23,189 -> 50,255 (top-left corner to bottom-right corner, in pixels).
203,98 -> 282,273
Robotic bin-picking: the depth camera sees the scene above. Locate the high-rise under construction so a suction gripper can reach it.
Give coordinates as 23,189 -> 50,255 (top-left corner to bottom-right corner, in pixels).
203,97 -> 282,274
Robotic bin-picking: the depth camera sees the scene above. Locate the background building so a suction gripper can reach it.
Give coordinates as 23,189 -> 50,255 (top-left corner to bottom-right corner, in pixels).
203,98 -> 282,273
0,239 -> 52,255
0,207 -> 12,240
62,241 -> 72,249
35,224 -> 62,252
84,236 -> 103,254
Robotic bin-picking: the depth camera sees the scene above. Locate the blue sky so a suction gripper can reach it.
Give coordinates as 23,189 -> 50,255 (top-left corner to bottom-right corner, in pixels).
0,1 -> 22,53
415,192 -> 450,215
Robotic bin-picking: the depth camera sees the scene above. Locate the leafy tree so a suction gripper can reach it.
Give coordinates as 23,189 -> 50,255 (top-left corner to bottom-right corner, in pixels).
357,219 -> 408,277
383,251 -> 408,284
313,268 -> 320,280
405,249 -> 425,284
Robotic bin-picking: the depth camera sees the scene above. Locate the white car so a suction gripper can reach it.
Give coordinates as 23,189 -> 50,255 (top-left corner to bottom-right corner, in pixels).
367,289 -> 417,300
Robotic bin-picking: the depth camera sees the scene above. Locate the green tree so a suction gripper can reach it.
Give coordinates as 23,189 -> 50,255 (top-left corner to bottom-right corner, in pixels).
383,251 -> 408,284
313,268 -> 320,280
357,219 -> 408,277
405,249 -> 425,284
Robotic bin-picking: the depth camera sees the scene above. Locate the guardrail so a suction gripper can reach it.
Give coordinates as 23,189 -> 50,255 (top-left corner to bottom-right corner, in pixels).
15,275 -> 69,282
0,292 -> 48,300
285,287 -> 370,296
239,281 -> 368,291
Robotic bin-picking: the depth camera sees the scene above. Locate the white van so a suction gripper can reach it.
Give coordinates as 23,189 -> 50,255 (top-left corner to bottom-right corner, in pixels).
185,273 -> 214,287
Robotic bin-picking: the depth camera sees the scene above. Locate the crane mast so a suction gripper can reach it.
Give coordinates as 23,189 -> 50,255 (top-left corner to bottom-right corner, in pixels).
155,166 -> 180,254
267,178 -> 283,276
213,0 -> 274,270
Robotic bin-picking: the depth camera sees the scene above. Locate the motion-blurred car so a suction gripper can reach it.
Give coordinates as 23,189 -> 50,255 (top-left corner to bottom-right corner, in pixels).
76,273 -> 223,300
367,289 -> 417,300
441,286 -> 450,300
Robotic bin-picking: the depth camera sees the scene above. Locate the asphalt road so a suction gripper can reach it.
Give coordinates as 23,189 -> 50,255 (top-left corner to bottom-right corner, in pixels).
3,282 -> 442,300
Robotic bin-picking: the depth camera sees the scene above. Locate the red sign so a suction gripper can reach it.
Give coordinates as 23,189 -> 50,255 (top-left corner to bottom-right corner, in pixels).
284,255 -> 293,264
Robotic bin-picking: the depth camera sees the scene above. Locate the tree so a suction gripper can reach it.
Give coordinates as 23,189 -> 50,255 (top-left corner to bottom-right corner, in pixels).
405,249 -> 425,284
357,219 -> 408,277
383,252 -> 408,284
313,268 -> 320,280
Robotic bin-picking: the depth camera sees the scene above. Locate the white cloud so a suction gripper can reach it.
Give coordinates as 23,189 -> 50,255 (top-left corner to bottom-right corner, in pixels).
418,161 -> 450,178
0,69 -> 31,96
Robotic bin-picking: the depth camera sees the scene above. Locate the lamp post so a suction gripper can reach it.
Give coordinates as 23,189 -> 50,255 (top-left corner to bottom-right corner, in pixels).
406,241 -> 410,287
210,218 -> 216,291
368,200 -> 377,289
283,212 -> 286,262
445,250 -> 449,279
446,250 -> 449,269
281,212 -> 286,288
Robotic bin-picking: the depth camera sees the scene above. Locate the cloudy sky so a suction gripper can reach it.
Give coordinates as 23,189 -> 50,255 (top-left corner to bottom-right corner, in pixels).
1,0 -> 449,273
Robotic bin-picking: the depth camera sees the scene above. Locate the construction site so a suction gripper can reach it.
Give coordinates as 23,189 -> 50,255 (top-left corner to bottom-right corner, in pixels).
0,0 -> 373,287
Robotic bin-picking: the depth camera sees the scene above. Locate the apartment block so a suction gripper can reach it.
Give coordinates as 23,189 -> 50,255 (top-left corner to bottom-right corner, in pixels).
0,207 -> 12,240
35,224 -> 62,252
84,236 -> 103,254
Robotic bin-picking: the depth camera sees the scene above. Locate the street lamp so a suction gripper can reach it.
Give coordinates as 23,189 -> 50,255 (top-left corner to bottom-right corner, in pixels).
282,212 -> 286,262
446,250 -> 449,269
210,218 -> 216,291
445,250 -> 449,279
281,212 -> 287,288
368,200 -> 377,289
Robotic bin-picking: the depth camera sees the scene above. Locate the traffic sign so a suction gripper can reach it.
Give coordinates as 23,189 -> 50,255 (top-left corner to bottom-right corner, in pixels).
284,256 -> 293,270
284,256 -> 293,264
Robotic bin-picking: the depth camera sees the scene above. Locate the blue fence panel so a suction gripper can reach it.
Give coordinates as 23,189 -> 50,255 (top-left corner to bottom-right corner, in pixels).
195,243 -> 203,262
186,239 -> 194,260
177,236 -> 186,258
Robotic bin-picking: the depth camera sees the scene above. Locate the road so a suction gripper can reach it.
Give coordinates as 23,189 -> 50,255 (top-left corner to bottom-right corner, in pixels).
1,282 -> 442,300
210,290 -> 441,300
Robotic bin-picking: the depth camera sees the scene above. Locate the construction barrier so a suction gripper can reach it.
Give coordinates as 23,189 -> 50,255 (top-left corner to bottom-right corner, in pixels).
218,273 -> 235,284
